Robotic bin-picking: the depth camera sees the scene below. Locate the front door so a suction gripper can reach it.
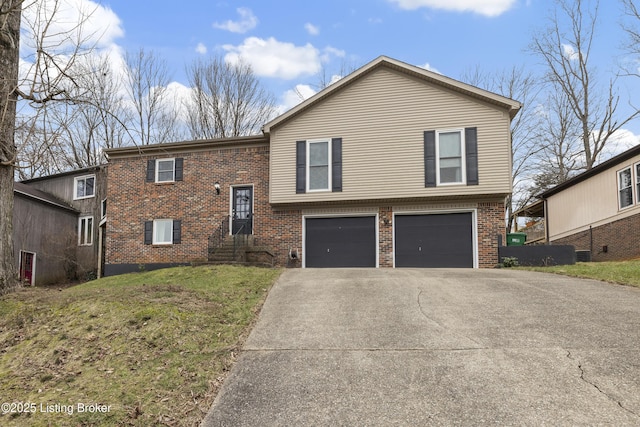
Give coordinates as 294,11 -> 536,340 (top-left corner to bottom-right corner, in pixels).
232,186 -> 253,235
19,251 -> 35,286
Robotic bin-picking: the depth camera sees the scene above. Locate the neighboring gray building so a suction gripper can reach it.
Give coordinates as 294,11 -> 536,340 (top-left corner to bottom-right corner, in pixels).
13,165 -> 107,285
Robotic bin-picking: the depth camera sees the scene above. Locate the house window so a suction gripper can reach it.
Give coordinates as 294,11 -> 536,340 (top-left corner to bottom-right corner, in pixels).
74,175 -> 95,199
636,163 -> 640,205
78,216 -> 93,246
307,139 -> 331,191
101,198 -> 107,219
618,167 -> 633,209
437,130 -> 465,185
153,219 -> 173,244
156,159 -> 175,182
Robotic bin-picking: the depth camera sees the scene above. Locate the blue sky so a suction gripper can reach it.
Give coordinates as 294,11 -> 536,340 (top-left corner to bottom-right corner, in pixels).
96,0 -> 639,119
21,0 -> 640,138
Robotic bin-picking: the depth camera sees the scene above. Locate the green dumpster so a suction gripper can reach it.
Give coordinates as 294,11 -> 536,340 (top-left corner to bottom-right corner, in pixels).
506,233 -> 527,246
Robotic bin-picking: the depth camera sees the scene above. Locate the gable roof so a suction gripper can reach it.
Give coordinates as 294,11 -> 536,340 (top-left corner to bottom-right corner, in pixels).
263,56 -> 522,134
539,144 -> 640,199
14,182 -> 78,213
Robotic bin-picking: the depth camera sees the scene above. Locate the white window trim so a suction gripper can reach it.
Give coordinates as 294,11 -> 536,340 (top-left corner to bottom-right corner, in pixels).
155,158 -> 176,183
78,216 -> 93,246
435,129 -> 466,186
306,139 -> 332,192
617,166 -> 634,210
74,175 -> 96,200
635,162 -> 640,206
153,219 -> 173,245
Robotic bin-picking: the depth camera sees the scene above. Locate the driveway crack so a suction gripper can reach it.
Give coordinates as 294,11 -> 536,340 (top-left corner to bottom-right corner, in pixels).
416,290 -> 482,348
566,350 -> 639,418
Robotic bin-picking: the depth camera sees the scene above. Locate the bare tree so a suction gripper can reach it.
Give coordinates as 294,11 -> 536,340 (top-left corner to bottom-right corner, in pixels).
462,65 -> 543,232
186,56 -> 276,139
529,89 -> 583,197
622,0 -> 640,69
0,0 -> 23,293
530,0 -> 639,170
1,0 -> 97,293
124,48 -> 182,145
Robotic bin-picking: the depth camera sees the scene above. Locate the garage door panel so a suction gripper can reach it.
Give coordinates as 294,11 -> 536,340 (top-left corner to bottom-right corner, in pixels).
305,217 -> 376,268
395,213 -> 474,268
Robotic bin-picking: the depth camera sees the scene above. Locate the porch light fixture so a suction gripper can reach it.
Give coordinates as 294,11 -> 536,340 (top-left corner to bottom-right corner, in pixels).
214,182 -> 221,195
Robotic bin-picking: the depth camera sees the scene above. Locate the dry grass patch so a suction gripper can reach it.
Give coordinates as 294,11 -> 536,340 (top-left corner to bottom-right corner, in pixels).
519,260 -> 640,287
0,265 -> 281,426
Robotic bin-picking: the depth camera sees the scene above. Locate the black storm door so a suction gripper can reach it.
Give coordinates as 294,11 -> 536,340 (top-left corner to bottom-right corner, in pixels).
232,186 -> 253,234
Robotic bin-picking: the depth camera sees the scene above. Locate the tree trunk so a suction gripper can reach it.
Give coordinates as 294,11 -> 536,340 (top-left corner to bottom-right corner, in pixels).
0,1 -> 22,294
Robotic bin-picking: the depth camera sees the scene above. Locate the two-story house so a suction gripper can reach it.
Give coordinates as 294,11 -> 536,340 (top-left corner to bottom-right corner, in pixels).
14,165 -> 107,285
104,56 -> 521,274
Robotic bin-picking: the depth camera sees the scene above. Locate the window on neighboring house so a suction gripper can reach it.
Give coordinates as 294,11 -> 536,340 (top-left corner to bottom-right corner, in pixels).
144,219 -> 182,245
101,198 -> 107,219
308,140 -> 331,191
636,163 -> 640,205
78,216 -> 93,246
74,175 -> 95,199
437,130 -> 465,185
618,167 -> 633,209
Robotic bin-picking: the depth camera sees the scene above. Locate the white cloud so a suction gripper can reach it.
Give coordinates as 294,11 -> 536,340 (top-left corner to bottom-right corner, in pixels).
387,0 -> 516,17
222,37 -> 321,79
598,129 -> 640,162
321,46 -> 346,62
305,23 -> 320,35
420,62 -> 441,74
21,0 -> 124,54
195,43 -> 207,55
213,7 -> 258,34
279,84 -> 317,113
562,44 -> 580,61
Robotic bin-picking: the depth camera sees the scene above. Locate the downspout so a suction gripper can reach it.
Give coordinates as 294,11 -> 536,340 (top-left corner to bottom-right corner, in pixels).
97,226 -> 103,279
544,199 -> 550,244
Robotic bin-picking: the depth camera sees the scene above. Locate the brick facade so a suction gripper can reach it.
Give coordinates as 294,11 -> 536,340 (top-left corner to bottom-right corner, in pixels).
552,213 -> 640,261
106,144 -> 302,273
106,143 -> 506,272
478,201 -> 506,268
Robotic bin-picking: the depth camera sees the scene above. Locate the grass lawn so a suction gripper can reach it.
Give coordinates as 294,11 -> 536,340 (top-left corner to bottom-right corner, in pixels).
0,265 -> 282,426
519,260 -> 640,287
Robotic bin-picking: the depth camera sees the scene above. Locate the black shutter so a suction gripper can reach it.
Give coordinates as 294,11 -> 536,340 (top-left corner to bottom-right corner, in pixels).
424,131 -> 436,187
146,160 -> 155,182
144,221 -> 153,245
296,141 -> 306,194
331,138 -> 342,192
175,158 -> 184,181
465,127 -> 479,185
172,220 -> 182,244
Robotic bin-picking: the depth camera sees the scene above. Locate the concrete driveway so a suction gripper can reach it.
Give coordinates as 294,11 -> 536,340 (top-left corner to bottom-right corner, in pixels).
201,268 -> 640,426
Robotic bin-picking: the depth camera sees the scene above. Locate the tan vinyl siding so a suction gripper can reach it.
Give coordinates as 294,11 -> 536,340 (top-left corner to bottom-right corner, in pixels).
270,67 -> 512,204
548,154 -> 640,240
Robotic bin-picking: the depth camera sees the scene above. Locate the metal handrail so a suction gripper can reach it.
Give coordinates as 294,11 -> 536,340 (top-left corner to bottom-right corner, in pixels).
208,216 -> 230,253
232,223 -> 246,258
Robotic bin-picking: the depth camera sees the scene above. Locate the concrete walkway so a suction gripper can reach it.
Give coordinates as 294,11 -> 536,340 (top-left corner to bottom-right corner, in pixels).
201,268 -> 640,426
